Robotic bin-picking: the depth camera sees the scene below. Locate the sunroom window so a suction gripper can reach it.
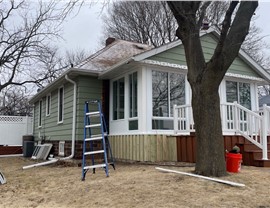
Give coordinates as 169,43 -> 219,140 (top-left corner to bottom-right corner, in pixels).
113,77 -> 125,120
226,81 -> 251,109
129,72 -> 138,130
152,70 -> 185,130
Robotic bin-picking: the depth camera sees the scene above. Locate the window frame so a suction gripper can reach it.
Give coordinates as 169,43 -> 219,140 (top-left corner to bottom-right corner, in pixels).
38,99 -> 42,127
58,86 -> 64,123
46,93 -> 51,116
226,80 -> 251,110
151,69 -> 186,130
112,77 -> 125,120
128,71 -> 138,130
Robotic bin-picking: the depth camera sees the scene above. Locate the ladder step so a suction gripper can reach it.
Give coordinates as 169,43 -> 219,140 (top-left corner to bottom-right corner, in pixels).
85,124 -> 101,128
84,150 -> 104,155
86,111 -> 100,116
85,136 -> 103,141
85,133 -> 108,142
83,164 -> 107,170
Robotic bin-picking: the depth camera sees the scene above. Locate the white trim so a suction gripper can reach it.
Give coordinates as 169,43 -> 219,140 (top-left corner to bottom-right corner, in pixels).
140,59 -> 188,70
58,86 -> 64,124
46,93 -> 51,117
225,72 -> 266,82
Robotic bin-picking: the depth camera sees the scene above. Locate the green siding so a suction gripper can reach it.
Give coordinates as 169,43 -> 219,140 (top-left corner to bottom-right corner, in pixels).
147,34 -> 261,78
33,75 -> 103,142
76,76 -> 103,140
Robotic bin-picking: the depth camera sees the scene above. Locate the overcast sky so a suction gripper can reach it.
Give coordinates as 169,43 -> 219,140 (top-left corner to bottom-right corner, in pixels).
57,1 -> 270,56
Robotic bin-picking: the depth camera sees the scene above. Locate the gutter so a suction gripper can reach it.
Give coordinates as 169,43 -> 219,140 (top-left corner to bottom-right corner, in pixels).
22,75 -> 77,169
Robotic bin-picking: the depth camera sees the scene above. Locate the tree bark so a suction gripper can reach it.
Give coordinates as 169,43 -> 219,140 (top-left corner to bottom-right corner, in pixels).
168,1 -> 258,177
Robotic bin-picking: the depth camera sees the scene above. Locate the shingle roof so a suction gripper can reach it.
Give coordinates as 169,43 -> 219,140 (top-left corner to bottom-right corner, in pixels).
75,38 -> 153,72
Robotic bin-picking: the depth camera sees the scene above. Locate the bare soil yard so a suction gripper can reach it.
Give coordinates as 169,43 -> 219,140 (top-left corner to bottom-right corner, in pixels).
1,157 -> 270,208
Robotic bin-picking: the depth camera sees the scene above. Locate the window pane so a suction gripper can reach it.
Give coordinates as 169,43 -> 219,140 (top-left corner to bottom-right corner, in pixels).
152,119 -> 173,130
239,83 -> 251,109
170,73 -> 185,116
129,120 -> 138,130
113,78 -> 125,120
226,81 -> 238,103
39,100 -> 42,126
129,72 -> 138,118
58,87 -> 63,122
119,78 -> 125,119
152,71 -> 168,117
46,95 -> 51,115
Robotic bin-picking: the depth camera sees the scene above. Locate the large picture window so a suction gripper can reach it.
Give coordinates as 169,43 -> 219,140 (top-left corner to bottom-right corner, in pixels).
129,72 -> 138,130
113,78 -> 125,120
226,81 -> 251,109
152,70 -> 185,129
58,87 -> 64,123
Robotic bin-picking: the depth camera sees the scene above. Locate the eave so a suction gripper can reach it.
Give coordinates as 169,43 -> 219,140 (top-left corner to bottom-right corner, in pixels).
29,68 -> 99,104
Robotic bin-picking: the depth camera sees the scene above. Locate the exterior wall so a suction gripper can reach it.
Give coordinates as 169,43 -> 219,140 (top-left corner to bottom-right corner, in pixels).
109,134 -> 177,162
33,81 -> 75,141
176,135 -> 246,163
76,76 -> 103,141
109,134 -> 256,164
148,34 -> 261,78
32,75 -> 103,157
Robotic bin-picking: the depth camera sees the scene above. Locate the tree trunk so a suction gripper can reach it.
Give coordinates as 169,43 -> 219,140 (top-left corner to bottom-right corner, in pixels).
191,79 -> 226,176
167,0 -> 258,177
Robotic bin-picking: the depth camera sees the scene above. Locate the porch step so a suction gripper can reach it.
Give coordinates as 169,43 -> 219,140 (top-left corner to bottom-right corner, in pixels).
241,143 -> 270,152
236,143 -> 270,167
252,159 -> 270,167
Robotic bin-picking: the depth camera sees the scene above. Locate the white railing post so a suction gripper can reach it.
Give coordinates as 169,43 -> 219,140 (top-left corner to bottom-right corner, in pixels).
262,104 -> 268,160
173,105 -> 178,134
233,101 -> 238,132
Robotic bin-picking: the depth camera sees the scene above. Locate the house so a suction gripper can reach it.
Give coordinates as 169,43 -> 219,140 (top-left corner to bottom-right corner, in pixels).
29,30 -> 270,166
259,95 -> 270,108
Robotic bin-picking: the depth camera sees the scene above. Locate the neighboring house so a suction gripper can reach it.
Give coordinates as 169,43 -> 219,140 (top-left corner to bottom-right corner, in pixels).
30,30 -> 270,166
259,95 -> 270,108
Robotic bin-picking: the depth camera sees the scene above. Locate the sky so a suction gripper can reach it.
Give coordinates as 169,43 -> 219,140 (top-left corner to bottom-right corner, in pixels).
57,1 -> 270,57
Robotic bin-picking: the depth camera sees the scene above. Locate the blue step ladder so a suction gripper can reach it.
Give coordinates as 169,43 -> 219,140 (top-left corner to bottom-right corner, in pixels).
81,100 -> 115,181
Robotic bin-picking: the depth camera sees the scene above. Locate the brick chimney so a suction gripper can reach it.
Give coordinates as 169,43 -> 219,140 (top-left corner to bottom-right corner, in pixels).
105,37 -> 116,46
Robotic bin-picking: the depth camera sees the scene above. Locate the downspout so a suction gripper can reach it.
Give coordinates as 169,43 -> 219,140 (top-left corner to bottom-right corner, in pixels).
22,75 -> 77,169
62,74 -> 77,160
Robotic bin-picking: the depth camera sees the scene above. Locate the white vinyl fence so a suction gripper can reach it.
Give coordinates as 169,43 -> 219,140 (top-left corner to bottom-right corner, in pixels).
0,116 -> 33,146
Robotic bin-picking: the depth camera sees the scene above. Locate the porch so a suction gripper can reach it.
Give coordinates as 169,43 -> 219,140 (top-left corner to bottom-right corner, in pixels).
109,102 -> 270,167
174,102 -> 270,163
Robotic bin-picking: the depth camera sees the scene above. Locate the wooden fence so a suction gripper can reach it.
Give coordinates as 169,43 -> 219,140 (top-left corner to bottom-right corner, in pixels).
109,134 -> 177,162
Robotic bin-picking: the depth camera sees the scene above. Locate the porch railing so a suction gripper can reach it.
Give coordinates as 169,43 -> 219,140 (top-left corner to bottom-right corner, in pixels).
174,102 -> 269,160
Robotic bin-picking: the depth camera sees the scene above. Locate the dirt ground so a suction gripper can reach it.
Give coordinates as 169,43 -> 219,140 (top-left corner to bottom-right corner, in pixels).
1,157 -> 270,208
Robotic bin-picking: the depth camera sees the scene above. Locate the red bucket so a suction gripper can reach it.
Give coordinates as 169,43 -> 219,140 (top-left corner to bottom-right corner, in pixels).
226,153 -> 242,173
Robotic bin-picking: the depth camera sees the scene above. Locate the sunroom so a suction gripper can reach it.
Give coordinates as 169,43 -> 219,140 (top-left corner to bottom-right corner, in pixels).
102,60 -> 263,136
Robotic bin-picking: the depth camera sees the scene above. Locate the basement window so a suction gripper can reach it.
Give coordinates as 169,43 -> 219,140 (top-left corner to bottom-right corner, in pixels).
59,141 -> 65,156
